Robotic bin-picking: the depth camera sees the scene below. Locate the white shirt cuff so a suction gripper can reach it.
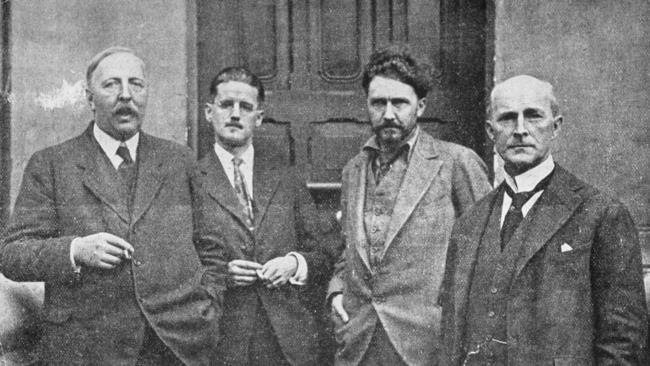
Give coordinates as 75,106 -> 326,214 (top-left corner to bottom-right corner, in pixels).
70,237 -> 82,273
287,252 -> 308,286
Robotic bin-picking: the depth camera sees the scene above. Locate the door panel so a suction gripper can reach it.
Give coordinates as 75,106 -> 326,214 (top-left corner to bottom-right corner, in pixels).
195,0 -> 489,192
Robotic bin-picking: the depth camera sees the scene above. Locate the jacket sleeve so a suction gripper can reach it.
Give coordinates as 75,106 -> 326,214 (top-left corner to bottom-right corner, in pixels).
591,201 -> 648,365
190,167 -> 229,296
451,148 -> 491,217
0,152 -> 78,284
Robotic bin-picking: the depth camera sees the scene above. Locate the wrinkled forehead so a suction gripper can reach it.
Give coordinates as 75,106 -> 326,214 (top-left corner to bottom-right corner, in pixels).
491,77 -> 553,113
214,81 -> 261,103
91,52 -> 146,83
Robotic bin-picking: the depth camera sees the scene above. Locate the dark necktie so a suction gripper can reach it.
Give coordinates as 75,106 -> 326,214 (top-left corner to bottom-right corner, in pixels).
232,157 -> 254,228
116,143 -> 136,193
500,170 -> 554,250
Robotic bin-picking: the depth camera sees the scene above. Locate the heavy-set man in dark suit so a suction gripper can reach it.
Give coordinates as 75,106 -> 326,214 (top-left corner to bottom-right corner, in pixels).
440,75 -> 648,365
0,47 -> 220,365
327,46 -> 491,366
192,67 -> 342,366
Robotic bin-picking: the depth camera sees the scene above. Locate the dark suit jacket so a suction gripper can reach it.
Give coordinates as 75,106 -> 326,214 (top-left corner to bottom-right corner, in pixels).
0,124 -> 220,365
192,146 -> 343,366
328,131 -> 491,366
440,165 -> 648,366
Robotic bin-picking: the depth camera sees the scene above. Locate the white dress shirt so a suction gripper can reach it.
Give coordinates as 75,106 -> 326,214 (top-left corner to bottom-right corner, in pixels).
213,142 -> 308,285
93,123 -> 139,169
500,155 -> 555,228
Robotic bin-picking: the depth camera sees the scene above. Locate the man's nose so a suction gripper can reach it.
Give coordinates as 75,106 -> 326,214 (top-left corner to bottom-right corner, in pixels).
383,102 -> 396,120
231,102 -> 241,120
118,80 -> 132,101
513,114 -> 529,136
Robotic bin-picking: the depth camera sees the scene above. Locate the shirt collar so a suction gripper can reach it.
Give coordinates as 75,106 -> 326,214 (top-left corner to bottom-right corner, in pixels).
213,142 -> 255,168
362,125 -> 420,162
93,122 -> 139,162
504,155 -> 555,193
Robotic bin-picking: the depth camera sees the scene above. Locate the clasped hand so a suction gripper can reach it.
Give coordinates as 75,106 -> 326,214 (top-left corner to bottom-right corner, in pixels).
227,256 -> 298,289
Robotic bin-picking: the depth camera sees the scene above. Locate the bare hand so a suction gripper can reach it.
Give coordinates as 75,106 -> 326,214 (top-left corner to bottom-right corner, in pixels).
227,259 -> 263,287
71,232 -> 134,270
331,294 -> 349,323
258,256 -> 298,289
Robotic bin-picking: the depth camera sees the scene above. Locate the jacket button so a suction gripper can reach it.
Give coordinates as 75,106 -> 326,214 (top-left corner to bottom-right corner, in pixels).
134,260 -> 144,267
490,287 -> 498,294
487,311 -> 496,318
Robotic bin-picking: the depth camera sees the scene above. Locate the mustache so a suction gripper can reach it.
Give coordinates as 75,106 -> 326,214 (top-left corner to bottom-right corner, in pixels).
114,105 -> 137,115
372,120 -> 403,132
225,121 -> 243,129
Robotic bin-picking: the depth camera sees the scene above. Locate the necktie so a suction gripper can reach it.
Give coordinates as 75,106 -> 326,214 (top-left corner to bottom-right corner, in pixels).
116,143 -> 136,193
500,170 -> 554,250
232,157 -> 254,228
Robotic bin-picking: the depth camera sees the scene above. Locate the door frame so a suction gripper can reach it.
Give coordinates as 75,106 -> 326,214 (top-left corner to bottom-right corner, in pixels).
1,0 -> 11,229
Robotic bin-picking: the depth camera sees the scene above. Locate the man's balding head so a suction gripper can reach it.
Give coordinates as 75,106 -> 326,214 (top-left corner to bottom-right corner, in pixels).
488,75 -> 559,119
486,75 -> 563,176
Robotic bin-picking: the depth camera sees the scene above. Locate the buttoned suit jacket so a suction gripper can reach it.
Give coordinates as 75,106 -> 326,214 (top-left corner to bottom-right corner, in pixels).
327,131 -> 491,366
0,124 -> 220,365
440,165 -> 648,366
192,145 -> 343,366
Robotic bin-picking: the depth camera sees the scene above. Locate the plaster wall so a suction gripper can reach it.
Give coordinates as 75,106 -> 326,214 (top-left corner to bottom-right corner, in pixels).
493,0 -> 649,255
10,0 -> 191,204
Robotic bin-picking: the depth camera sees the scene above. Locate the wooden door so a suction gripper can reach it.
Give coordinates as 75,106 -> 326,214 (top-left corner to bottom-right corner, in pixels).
195,0 -> 490,200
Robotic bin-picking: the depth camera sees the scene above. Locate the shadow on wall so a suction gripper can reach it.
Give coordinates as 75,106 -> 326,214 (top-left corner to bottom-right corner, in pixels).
0,275 -> 42,365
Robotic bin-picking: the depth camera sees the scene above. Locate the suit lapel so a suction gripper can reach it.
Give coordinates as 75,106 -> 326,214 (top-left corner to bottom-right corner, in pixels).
251,157 -> 281,230
78,127 -> 131,223
200,151 -> 254,230
512,166 -> 583,278
453,191 -> 499,336
349,152 -> 372,271
381,133 -> 442,259
130,133 -> 167,226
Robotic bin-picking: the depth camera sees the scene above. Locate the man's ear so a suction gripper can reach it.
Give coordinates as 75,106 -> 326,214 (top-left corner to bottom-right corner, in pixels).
416,98 -> 427,117
485,120 -> 496,142
204,103 -> 213,122
551,115 -> 563,139
85,88 -> 95,111
255,109 -> 264,128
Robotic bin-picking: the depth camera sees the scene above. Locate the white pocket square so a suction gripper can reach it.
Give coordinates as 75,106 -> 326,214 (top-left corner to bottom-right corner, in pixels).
560,243 -> 573,253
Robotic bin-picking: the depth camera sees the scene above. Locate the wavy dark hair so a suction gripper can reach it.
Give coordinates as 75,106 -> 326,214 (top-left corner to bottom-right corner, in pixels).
361,45 -> 434,99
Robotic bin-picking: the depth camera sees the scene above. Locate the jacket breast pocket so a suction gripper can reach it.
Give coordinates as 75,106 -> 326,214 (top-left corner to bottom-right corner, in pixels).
549,242 -> 590,265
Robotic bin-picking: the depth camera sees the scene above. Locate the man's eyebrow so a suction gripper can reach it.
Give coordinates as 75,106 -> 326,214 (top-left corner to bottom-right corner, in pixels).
495,111 -> 518,121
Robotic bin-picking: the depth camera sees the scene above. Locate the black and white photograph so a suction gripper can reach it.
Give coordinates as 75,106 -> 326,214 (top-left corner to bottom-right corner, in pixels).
0,1 -> 648,365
